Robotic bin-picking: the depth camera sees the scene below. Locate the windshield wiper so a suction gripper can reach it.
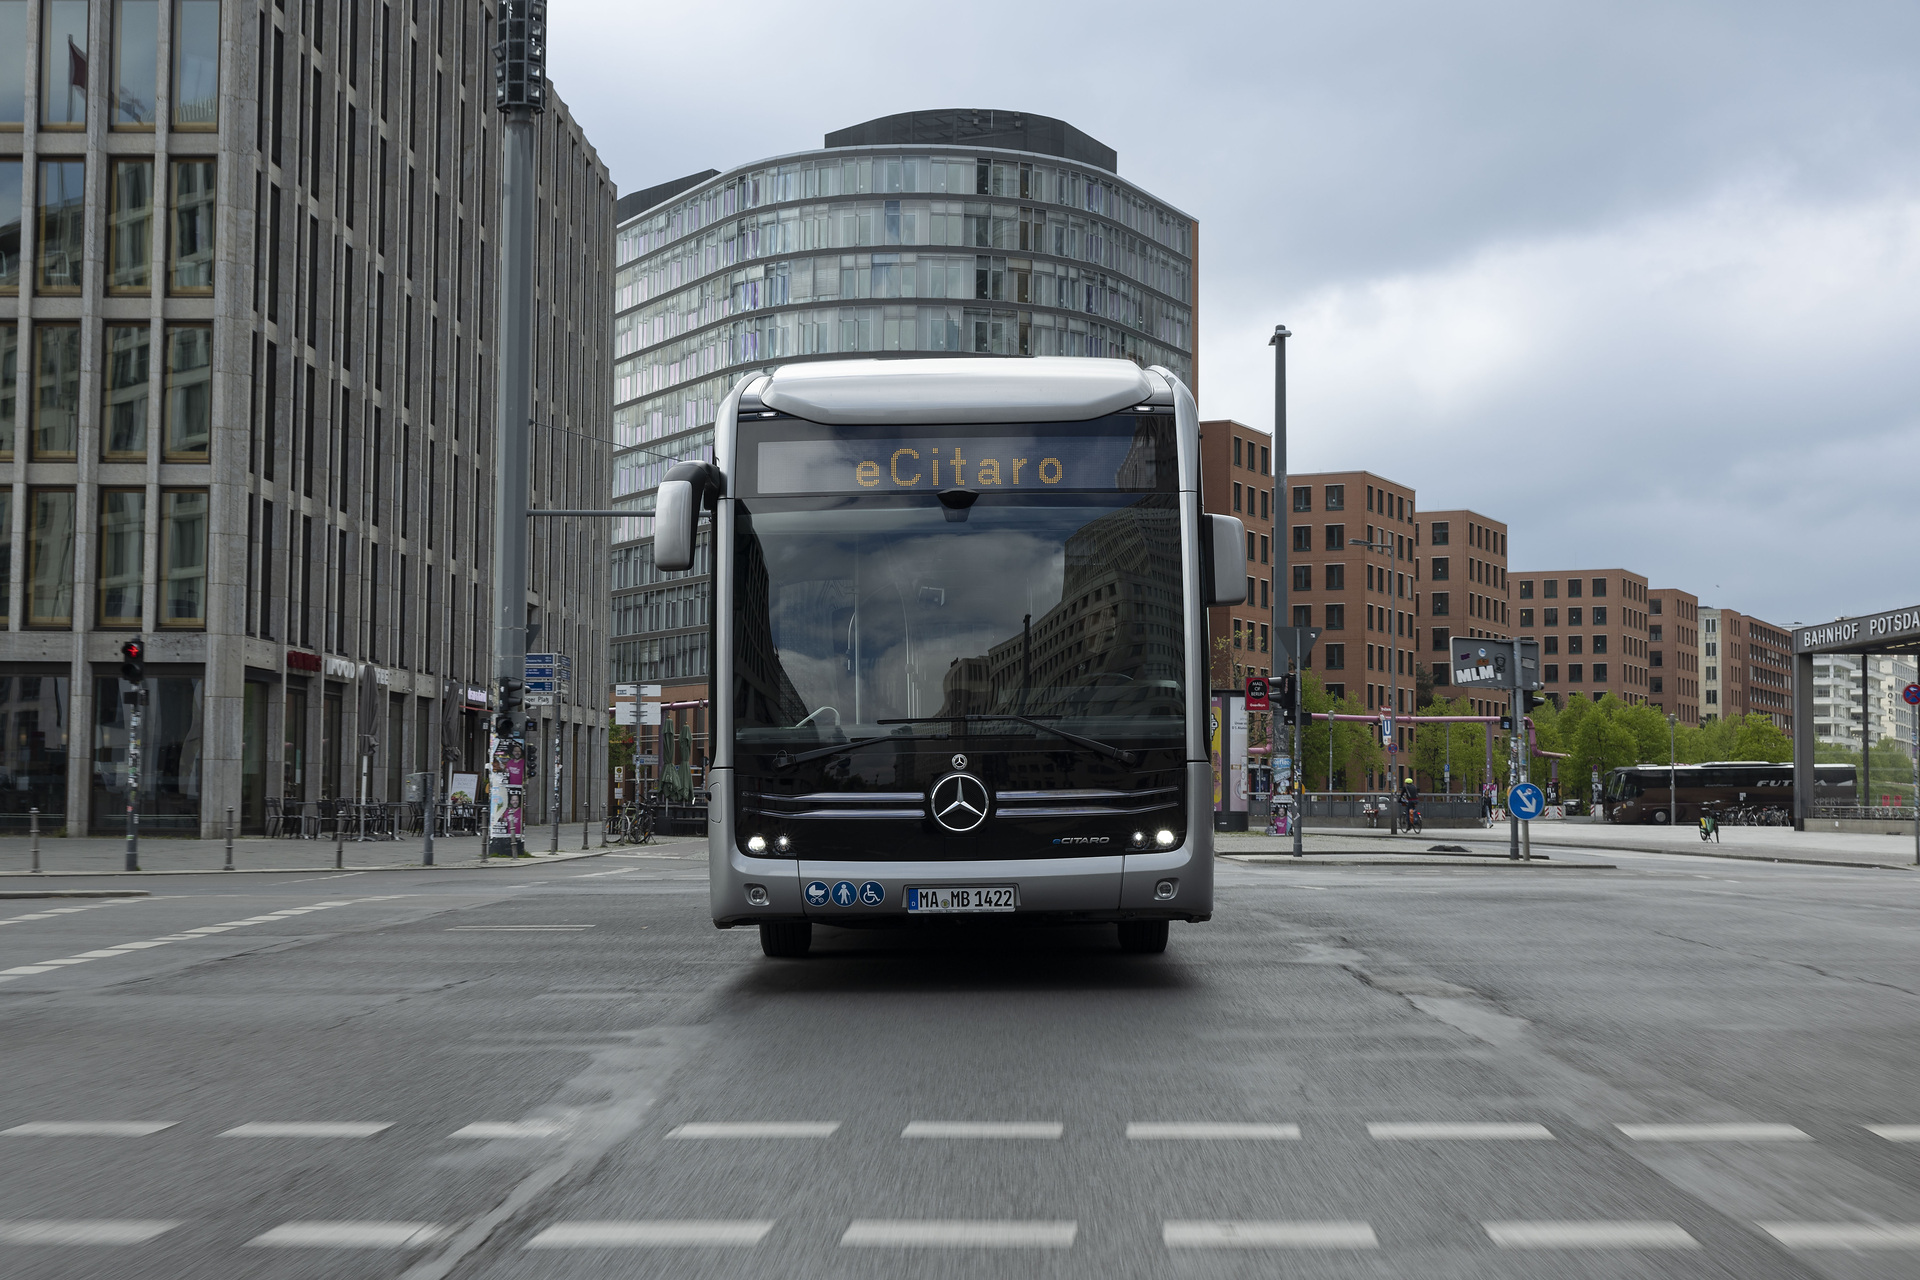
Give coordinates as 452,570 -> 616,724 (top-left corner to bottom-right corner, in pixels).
875,714 -> 1138,766
768,730 -> 949,771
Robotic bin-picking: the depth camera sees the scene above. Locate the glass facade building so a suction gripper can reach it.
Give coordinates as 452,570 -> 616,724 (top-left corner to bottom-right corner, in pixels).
609,110 -> 1198,691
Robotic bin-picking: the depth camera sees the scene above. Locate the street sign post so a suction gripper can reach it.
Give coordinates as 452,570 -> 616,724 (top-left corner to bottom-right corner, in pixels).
1508,782 -> 1545,820
1908,684 -> 1920,866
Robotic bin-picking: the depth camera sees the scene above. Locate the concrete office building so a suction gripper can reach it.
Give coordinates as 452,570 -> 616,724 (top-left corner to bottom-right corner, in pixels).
1810,652 -> 1918,757
1511,569 -> 1652,707
1647,587 -> 1701,726
0,0 -> 612,836
608,110 -> 1199,731
1198,420 -> 1272,687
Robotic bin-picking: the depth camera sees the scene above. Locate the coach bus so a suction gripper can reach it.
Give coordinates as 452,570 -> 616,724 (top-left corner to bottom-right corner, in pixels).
1603,761 -> 1856,824
651,357 -> 1241,957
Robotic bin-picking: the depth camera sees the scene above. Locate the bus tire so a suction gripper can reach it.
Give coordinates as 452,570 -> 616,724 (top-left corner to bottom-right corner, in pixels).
1653,810 -> 1669,824
1117,920 -> 1169,954
759,921 -> 812,957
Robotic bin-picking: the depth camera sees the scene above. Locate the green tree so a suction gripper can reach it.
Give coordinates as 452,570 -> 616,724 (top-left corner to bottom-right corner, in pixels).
1295,669 -> 1381,790
1413,697 -> 1495,795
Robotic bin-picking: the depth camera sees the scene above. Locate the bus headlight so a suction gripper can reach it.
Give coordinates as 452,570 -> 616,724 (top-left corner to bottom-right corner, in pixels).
744,884 -> 770,906
1131,830 -> 1147,848
775,834 -> 792,853
746,834 -> 767,854
1154,829 -> 1177,848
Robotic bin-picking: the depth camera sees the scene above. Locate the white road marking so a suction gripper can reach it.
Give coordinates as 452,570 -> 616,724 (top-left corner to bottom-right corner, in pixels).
668,1122 -> 840,1139
0,899 -> 375,985
1484,1220 -> 1699,1248
445,925 -> 594,931
3,1122 -> 176,1136
901,1121 -> 1063,1139
247,1221 -> 448,1248
449,1121 -> 567,1139
0,1219 -> 182,1244
1368,1122 -> 1555,1140
1867,1125 -> 1920,1141
1758,1222 -> 1920,1249
222,1122 -> 393,1138
0,901 -> 130,927
1164,1220 -> 1378,1248
571,868 -> 637,878
840,1220 -> 1077,1247
1127,1122 -> 1300,1140
526,1221 -> 776,1247
1616,1123 -> 1810,1142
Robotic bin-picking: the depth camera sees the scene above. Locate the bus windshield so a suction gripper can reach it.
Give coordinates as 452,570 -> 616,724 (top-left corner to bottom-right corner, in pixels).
733,492 -> 1185,748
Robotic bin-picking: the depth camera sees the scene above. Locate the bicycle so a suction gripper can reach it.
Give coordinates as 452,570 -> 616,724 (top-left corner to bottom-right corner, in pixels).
1698,813 -> 1719,842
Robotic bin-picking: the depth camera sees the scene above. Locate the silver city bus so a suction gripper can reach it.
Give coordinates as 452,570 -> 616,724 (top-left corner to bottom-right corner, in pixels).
650,357 -> 1246,957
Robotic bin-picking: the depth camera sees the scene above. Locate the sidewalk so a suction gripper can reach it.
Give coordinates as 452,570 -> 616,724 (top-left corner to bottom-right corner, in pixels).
0,827 -> 615,877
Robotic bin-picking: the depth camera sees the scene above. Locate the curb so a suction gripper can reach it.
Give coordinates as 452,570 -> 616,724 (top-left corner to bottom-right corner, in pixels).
0,889 -> 151,899
1241,831 -> 1917,873
0,849 -> 612,879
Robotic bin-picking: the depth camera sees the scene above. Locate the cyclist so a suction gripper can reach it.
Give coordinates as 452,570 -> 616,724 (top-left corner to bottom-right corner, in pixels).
1400,778 -> 1423,835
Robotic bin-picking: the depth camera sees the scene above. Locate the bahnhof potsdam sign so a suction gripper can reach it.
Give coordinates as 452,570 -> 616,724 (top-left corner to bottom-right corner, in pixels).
1795,605 -> 1920,654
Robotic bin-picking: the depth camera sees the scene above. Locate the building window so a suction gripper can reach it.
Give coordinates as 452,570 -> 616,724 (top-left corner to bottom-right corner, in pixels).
1545,664 -> 1559,683
1519,608 -> 1533,627
1260,445 -> 1270,475
1292,564 -> 1310,591
1430,556 -> 1449,581
1430,592 -> 1448,617
1292,605 -> 1310,628
27,487 -> 75,626
107,160 -> 153,292
1325,563 -> 1344,591
1232,481 -> 1241,512
1233,437 -> 1242,467
112,0 -> 158,128
169,159 -> 216,293
1568,664 -> 1583,683
1592,635 -> 1607,654
1325,603 -> 1344,630
1650,676 -> 1664,694
0,491 -> 9,624
172,0 -> 220,129
1567,636 -> 1583,655
0,161 -> 17,290
1706,689 -> 1718,704
1259,535 -> 1269,565
36,159 -> 85,292
1592,577 -> 1607,597
1430,521 -> 1449,546
102,324 -> 149,458
40,0 -> 87,128
1567,578 -> 1583,598
97,488 -> 145,627
1567,607 -> 1583,627
1650,598 -> 1663,616
1245,531 -> 1255,561
1260,488 -> 1269,521
1232,620 -> 1242,649
0,322 -> 15,458
0,6 -> 22,128
1324,524 -> 1344,550
1321,643 -> 1345,670
163,325 -> 211,459
1292,525 -> 1310,553
1431,627 -> 1449,652
1545,636 -> 1558,654
1592,663 -> 1607,683
1706,665 -> 1716,680
1246,576 -> 1255,604
1592,606 -> 1607,626
1293,485 -> 1310,512
1543,580 -> 1557,599
1260,578 -> 1269,608
1260,623 -> 1270,652
1544,608 -> 1558,626
1325,683 -> 1345,700
32,323 -> 79,458
1324,484 -> 1344,510
160,489 -> 208,627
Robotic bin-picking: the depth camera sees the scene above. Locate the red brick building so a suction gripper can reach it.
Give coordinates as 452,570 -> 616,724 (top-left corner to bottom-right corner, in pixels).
1647,588 -> 1702,726
1512,568 -> 1653,706
1198,421 -> 1275,686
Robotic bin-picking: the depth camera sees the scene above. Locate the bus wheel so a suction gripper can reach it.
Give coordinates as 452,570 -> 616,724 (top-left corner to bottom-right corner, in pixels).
1118,920 -> 1169,954
759,922 -> 812,957
1653,810 -> 1670,824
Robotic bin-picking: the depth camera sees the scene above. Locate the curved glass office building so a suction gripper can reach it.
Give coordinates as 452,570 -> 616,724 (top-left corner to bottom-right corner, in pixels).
610,109 -> 1198,688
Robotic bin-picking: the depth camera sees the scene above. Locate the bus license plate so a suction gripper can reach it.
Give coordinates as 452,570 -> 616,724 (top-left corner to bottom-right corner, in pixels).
907,886 -> 1017,913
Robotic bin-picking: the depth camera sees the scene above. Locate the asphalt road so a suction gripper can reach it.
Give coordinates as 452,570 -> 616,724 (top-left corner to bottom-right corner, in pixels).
1,836 -> 1917,1278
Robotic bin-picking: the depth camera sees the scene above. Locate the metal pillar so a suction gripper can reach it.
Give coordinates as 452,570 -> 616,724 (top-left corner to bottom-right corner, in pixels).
489,103 -> 536,857
1271,324 -> 1303,855
1861,658 -> 1870,810
125,691 -> 142,871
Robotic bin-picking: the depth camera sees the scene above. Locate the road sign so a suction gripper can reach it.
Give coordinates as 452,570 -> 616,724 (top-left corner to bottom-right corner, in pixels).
1904,683 -> 1920,706
1452,639 -> 1542,690
1508,781 -> 1545,820
1277,627 -> 1323,660
1245,675 -> 1270,711
525,694 -> 556,707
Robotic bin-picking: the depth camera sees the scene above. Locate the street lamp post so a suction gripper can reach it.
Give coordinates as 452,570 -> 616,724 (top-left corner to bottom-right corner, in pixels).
1349,531 -> 1401,833
1668,712 -> 1678,827
1270,324 -> 1303,853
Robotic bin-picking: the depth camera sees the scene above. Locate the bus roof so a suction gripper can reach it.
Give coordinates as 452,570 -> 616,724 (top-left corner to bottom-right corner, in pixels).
756,357 -> 1170,426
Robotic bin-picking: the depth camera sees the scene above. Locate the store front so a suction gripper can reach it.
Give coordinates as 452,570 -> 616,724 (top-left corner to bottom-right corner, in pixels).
0,670 -> 72,832
90,671 -> 205,834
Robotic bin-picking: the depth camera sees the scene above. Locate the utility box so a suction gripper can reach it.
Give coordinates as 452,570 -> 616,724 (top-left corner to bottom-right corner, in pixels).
404,772 -> 432,803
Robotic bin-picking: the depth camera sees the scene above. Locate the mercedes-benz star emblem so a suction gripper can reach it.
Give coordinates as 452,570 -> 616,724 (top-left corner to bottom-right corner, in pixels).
951,753 -> 968,770
929,772 -> 990,834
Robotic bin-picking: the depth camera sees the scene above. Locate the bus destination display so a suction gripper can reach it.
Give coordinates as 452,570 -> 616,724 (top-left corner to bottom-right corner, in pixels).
756,427 -> 1167,496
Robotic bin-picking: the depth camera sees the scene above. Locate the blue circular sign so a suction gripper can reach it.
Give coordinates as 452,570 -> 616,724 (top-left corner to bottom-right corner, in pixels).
1508,782 -> 1545,819
858,881 -> 885,906
1904,683 -> 1920,707
803,881 -> 829,906
831,881 -> 858,907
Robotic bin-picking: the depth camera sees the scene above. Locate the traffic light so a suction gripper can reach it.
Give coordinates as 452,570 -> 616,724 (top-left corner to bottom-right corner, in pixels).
1277,672 -> 1297,724
492,0 -> 547,112
493,677 -> 525,737
1526,690 -> 1548,712
1500,715 -> 1514,731
118,638 -> 144,686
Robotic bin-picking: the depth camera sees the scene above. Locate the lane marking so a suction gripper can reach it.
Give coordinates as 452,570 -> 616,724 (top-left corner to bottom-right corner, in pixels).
445,925 -> 594,931
449,1122 -> 567,1139
668,1122 -> 840,1139
901,1121 -> 1062,1139
0,1219 -> 182,1245
1127,1122 -> 1300,1140
526,1221 -> 775,1247
247,1222 -> 449,1248
0,901 -> 132,927
571,868 -> 637,878
1368,1122 -> 1554,1140
1616,1123 -> 1810,1142
1164,1221 -> 1378,1248
0,898 -> 380,985
3,1122 -> 176,1137
1758,1222 -> 1920,1249
840,1220 -> 1077,1247
222,1122 -> 393,1138
1484,1220 -> 1699,1248
1867,1125 -> 1920,1142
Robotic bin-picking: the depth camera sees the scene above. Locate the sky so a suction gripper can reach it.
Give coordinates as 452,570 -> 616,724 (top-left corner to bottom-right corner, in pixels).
549,0 -> 1920,627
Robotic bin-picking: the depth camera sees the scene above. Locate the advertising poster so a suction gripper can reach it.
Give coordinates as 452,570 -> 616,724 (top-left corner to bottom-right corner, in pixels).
1209,697 -> 1224,810
488,730 -> 527,841
1229,696 -> 1249,814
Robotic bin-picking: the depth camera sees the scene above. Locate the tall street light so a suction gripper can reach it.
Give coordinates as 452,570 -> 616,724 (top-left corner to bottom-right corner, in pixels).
1270,324 -> 1302,854
1349,531 -> 1401,833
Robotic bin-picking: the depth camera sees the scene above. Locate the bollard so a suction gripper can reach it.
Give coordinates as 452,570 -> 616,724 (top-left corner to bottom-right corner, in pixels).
30,807 -> 40,874
582,818 -> 589,850
335,818 -> 344,871
598,805 -> 607,849
224,807 -> 235,871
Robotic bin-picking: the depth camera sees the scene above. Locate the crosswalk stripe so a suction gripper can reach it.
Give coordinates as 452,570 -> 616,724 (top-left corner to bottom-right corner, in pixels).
1485,1220 -> 1699,1248
1758,1222 -> 1920,1248
1369,1122 -> 1554,1140
526,1221 -> 775,1247
1866,1125 -> 1920,1142
0,1220 -> 181,1244
246,1222 -> 448,1248
449,1121 -> 567,1139
1128,1122 -> 1300,1140
668,1122 -> 840,1139
2,1122 -> 176,1137
840,1220 -> 1077,1247
221,1122 -> 393,1138
901,1121 -> 1062,1139
1616,1123 -> 1809,1141
1165,1220 -> 1377,1248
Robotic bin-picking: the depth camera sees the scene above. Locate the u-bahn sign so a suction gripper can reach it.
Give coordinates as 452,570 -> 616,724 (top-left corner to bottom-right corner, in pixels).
1795,605 -> 1920,654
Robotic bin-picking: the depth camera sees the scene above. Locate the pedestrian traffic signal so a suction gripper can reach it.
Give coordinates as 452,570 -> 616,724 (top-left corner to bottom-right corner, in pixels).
1525,690 -> 1548,712
493,677 -> 525,737
118,638 -> 144,686
1277,672 -> 1297,722
1500,715 -> 1514,731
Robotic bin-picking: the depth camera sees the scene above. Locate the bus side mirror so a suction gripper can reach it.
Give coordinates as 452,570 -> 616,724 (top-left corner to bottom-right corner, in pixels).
654,462 -> 725,572
1204,514 -> 1247,606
